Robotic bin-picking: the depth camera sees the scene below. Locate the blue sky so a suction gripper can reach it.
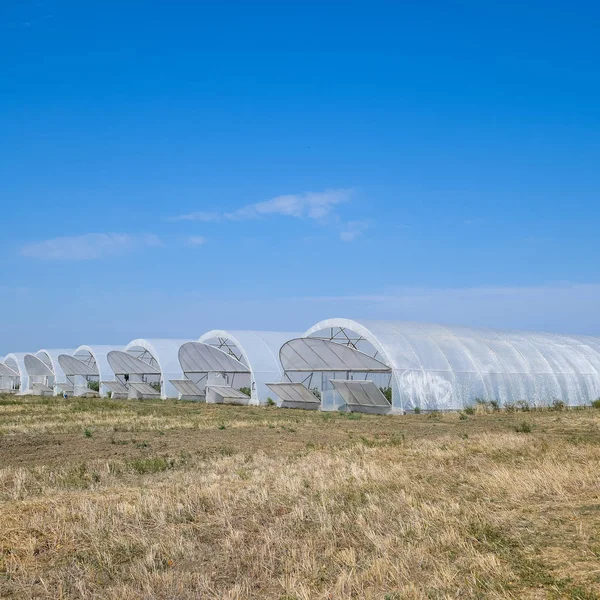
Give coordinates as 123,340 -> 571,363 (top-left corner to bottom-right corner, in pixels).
1,0 -> 599,353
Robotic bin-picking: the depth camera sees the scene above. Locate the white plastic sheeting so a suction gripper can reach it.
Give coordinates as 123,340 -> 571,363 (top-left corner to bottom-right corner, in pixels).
280,338 -> 390,372
24,354 -> 53,377
330,380 -> 391,414
198,330 -> 301,405
0,362 -> 18,377
128,381 -> 161,397
179,342 -> 249,373
306,319 -> 600,412
32,382 -> 54,395
58,355 -> 98,377
108,351 -> 162,375
101,381 -> 129,395
55,382 -> 74,393
266,382 -> 321,409
206,385 -> 251,405
169,379 -> 204,399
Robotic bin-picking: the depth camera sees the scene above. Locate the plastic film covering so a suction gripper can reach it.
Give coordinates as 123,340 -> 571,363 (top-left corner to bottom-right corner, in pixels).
305,319 -> 600,412
198,330 -> 302,405
107,351 -> 162,375
207,386 -> 249,399
101,381 -> 129,395
169,379 -> 204,397
206,385 -> 251,405
266,382 -> 321,409
58,354 -> 98,376
24,354 -> 54,377
128,381 -> 161,396
280,338 -> 391,372
32,382 -> 54,394
330,379 -> 392,410
179,342 -> 249,373
123,339 -> 191,399
55,382 -> 74,393
0,362 -> 18,377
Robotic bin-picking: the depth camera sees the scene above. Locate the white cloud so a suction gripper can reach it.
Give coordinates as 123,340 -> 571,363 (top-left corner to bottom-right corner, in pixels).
168,189 -> 354,224
185,235 -> 208,247
168,211 -> 221,222
21,233 -> 162,261
226,188 -> 353,221
340,220 -> 369,242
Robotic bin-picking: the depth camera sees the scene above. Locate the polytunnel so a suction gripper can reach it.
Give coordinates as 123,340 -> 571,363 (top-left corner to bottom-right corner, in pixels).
269,319 -> 600,413
0,356 -> 20,393
188,330 -> 302,405
24,349 -> 75,396
58,345 -> 121,397
2,353 -> 31,394
105,338 -> 190,399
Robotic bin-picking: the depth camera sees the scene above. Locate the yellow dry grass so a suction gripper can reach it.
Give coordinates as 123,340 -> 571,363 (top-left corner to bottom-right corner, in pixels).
1,395 -> 600,599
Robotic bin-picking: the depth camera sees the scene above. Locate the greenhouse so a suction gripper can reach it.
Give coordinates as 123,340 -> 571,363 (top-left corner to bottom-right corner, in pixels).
105,338 -> 189,399
24,349 -> 74,396
195,330 -> 302,404
0,358 -> 20,393
58,345 -> 120,397
2,353 -> 31,394
3,318 -> 600,412
269,318 -> 600,412
174,341 -> 251,403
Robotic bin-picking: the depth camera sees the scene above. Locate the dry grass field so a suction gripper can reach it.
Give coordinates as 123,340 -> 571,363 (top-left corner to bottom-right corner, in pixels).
2,395 -> 600,599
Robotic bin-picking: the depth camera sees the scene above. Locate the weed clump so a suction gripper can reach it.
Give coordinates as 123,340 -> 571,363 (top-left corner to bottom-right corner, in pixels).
379,387 -> 392,403
346,412 -> 362,420
129,456 -> 174,474
515,421 -> 533,433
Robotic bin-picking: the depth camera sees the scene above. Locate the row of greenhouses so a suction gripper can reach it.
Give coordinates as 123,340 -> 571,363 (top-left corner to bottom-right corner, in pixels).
2,318 -> 600,413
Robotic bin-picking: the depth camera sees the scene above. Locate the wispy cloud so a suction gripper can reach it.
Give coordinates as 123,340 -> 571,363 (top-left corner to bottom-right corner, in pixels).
168,188 -> 354,224
339,220 -> 369,242
225,188 -> 353,221
21,233 -> 162,261
185,235 -> 208,247
168,211 -> 221,222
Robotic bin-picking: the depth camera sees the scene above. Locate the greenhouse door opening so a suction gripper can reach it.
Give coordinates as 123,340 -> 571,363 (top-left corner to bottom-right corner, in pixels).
106,350 -> 162,399
175,342 -> 252,404
269,336 -> 392,413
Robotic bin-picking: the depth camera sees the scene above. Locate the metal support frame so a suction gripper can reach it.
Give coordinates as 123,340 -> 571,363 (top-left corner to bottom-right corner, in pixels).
310,326 -> 385,362
208,337 -> 245,363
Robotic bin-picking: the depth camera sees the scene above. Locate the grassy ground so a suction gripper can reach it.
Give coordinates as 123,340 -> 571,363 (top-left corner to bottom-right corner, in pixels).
2,396 -> 600,599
